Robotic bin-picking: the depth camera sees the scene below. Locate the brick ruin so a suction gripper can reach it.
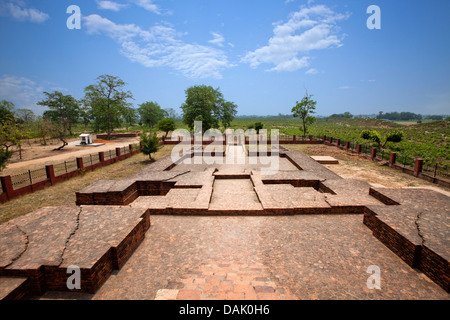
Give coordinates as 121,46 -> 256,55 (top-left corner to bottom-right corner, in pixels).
0,145 -> 448,299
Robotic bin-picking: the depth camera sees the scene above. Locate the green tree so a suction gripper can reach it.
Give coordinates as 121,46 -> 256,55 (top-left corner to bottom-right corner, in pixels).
0,147 -> 12,172
37,91 -> 80,150
0,100 -> 15,123
84,75 -> 133,140
140,131 -> 160,160
291,91 -> 317,137
15,108 -> 35,123
361,129 -> 403,148
33,116 -> 54,145
164,108 -> 178,120
157,118 -> 176,139
122,106 -> 138,130
138,101 -> 165,129
254,122 -> 264,132
181,85 -> 237,132
0,122 -> 29,160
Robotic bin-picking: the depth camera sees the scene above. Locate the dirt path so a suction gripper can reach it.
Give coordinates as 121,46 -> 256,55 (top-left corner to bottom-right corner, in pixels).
3,137 -> 140,175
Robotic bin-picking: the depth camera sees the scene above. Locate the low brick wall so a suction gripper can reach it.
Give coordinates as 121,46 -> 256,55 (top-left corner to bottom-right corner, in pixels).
0,146 -> 141,204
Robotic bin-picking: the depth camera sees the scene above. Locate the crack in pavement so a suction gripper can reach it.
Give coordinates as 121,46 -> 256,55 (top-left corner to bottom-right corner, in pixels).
4,224 -> 29,269
414,211 -> 426,246
58,207 -> 82,267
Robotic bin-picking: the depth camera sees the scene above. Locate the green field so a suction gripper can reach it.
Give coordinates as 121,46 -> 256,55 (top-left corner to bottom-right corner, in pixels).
229,117 -> 450,169
72,117 -> 449,169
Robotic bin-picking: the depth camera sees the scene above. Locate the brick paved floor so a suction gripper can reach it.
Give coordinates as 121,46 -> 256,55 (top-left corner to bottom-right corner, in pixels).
40,215 -> 449,300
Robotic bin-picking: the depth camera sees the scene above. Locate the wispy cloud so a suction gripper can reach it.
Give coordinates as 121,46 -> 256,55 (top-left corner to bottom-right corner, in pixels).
0,75 -> 46,113
97,1 -> 128,12
83,14 -> 232,79
208,32 -> 225,47
305,68 -> 319,74
0,0 -> 49,23
131,0 -> 171,15
338,85 -> 352,89
242,5 -> 350,72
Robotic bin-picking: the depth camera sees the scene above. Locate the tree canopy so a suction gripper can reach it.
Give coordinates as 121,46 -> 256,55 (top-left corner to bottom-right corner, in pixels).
181,85 -> 237,132
0,100 -> 15,124
83,75 -> 133,139
361,129 -> 404,148
138,101 -> 165,128
38,91 -> 80,150
157,118 -> 176,139
291,91 -> 317,137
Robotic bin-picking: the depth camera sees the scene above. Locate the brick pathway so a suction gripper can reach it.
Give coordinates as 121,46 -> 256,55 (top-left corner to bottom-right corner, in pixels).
39,215 -> 449,300
154,261 -> 298,300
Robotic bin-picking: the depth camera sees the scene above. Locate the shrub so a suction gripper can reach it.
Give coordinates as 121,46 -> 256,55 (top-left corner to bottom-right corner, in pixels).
140,132 -> 160,160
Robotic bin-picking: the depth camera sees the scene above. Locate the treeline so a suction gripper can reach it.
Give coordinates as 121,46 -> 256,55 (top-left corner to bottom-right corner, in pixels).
0,75 -> 178,151
1,76 -> 239,170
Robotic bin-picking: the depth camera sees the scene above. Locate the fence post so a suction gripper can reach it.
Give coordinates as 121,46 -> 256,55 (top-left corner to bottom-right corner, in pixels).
414,159 -> 423,177
356,144 -> 362,154
309,135 -> 313,142
76,157 -> 84,170
116,147 -> 121,159
345,141 -> 350,150
45,165 -> 56,185
329,137 -> 333,144
371,148 -> 377,161
389,152 -> 397,167
293,135 -> 296,143
0,175 -> 14,200
336,139 -> 340,147
99,151 -> 105,163
323,135 -> 326,142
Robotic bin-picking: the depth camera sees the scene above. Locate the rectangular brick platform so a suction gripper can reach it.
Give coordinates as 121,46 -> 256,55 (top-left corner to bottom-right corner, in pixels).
0,206 -> 150,297
364,188 -> 450,292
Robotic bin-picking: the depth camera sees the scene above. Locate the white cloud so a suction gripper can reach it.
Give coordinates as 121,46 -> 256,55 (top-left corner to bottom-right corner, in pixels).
0,75 -> 48,113
208,32 -> 225,47
339,86 -> 352,89
83,14 -> 232,79
242,5 -> 350,72
131,0 -> 165,15
0,0 -> 49,23
97,1 -> 128,12
305,68 -> 319,74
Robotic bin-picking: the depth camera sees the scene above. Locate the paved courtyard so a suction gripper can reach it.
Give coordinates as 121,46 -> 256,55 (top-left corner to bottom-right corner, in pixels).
1,144 -> 449,300
41,215 -> 448,300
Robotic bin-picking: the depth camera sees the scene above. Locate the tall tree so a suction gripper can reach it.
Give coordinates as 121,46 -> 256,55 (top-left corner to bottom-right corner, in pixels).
33,116 -> 54,145
122,106 -> 138,130
15,108 -> 35,123
38,91 -> 80,150
181,85 -> 237,132
291,91 -> 317,137
163,108 -> 178,120
138,101 -> 165,128
0,100 -> 15,123
84,75 -> 133,140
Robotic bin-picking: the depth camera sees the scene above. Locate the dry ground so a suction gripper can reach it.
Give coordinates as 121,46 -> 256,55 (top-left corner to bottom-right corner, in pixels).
284,144 -> 449,191
0,145 -> 174,224
3,136 -> 140,175
1,143 -> 448,224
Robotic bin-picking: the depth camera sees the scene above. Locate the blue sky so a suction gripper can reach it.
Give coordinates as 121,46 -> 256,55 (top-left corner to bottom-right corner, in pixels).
0,0 -> 449,117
